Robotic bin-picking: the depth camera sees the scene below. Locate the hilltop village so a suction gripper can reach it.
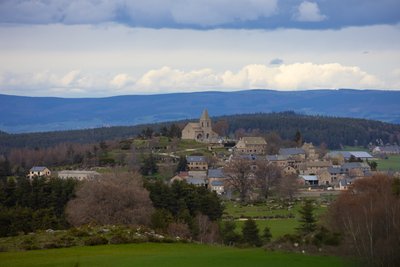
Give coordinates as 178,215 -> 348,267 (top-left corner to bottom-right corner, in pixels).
26,109 -> 399,200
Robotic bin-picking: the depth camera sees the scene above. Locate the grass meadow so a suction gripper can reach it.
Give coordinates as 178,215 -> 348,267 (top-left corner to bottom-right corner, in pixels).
223,200 -> 329,239
0,243 -> 349,267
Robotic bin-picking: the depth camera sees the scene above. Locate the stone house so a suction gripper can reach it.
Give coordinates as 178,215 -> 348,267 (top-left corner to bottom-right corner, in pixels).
186,156 -> 208,171
207,168 -> 226,194
28,166 -> 51,179
234,137 -> 267,155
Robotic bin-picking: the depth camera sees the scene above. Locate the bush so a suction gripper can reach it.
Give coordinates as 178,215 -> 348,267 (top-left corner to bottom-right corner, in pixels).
84,236 -> 108,246
19,236 -> 39,250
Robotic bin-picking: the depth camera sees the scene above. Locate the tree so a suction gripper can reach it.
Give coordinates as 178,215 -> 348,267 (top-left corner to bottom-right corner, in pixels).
213,119 -> 229,137
66,172 -> 154,226
262,226 -> 272,243
242,219 -> 262,247
254,160 -> 281,199
367,160 -> 378,171
297,199 -> 317,236
140,153 -> 158,176
175,156 -> 188,173
328,174 -> 400,267
224,158 -> 253,203
276,174 -> 299,201
141,127 -> 154,139
168,124 -> 182,138
294,130 -> 303,147
220,220 -> 241,246
264,132 -> 282,154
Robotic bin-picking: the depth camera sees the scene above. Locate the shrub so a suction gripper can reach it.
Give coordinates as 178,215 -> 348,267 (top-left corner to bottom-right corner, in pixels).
84,236 -> 108,246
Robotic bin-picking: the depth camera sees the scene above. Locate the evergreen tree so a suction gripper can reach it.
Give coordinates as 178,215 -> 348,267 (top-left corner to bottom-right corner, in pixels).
176,156 -> 188,173
297,199 -> 317,235
140,153 -> 158,176
262,226 -> 272,243
242,219 -> 262,247
294,130 -> 303,147
220,220 -> 241,245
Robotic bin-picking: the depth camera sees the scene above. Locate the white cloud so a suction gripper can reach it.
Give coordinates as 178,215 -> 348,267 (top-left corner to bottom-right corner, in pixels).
110,73 -> 134,88
135,66 -> 221,92
0,63 -> 387,96
293,1 -> 327,22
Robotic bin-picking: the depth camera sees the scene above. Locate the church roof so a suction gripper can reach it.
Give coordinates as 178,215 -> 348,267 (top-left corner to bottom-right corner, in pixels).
200,109 -> 210,121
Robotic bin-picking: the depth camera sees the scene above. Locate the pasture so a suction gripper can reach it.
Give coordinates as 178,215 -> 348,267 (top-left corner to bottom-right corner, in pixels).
0,243 -> 349,267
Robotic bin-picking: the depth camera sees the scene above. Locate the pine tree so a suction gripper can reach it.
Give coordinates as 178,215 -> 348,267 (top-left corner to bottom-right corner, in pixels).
297,199 -> 317,235
262,226 -> 272,243
242,218 -> 262,247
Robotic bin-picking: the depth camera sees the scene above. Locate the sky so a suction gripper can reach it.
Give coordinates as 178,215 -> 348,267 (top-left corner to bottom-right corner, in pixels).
0,0 -> 399,97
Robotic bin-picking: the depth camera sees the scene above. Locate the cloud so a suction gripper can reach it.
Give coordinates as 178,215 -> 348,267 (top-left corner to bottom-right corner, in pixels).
0,63 -> 388,96
0,0 -> 398,29
293,1 -> 327,22
270,58 -> 284,65
110,73 -> 134,88
169,0 -> 277,27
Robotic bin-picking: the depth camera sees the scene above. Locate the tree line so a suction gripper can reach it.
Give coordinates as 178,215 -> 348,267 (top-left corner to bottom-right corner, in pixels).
1,112 -> 399,154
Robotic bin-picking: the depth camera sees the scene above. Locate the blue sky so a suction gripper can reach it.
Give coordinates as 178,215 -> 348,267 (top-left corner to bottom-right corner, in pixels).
0,0 -> 399,97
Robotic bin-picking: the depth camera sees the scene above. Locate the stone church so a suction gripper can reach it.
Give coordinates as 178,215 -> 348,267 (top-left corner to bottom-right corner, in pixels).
181,109 -> 219,143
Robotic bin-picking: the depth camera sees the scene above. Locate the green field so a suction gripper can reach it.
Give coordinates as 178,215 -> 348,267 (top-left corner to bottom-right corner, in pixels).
224,201 -> 328,239
0,243 -> 349,267
376,155 -> 400,171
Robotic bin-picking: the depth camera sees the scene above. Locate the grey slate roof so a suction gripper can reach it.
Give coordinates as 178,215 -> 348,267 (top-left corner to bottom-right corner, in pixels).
186,177 -> 207,185
328,167 -> 342,174
208,168 -> 225,178
266,155 -> 288,161
349,151 -> 373,158
30,166 -> 48,172
211,180 -> 224,186
279,148 -> 305,156
341,162 -> 367,169
186,156 -> 207,163
239,154 -> 259,160
327,151 -> 372,160
339,178 -> 353,187
300,175 -> 318,181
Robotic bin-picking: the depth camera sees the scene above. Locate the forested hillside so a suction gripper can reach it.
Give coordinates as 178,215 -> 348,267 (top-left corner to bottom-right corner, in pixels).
1,89 -> 400,133
1,112 -> 399,153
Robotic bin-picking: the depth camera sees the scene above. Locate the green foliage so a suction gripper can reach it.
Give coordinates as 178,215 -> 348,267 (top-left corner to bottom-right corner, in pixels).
220,220 -> 241,245
176,156 -> 188,173
0,176 -> 78,237
367,160 -> 378,171
1,112 -> 399,154
84,236 -> 108,246
262,226 -> 272,243
297,199 -> 317,236
151,209 -> 173,231
145,180 -> 223,237
312,226 -> 341,247
140,153 -> 158,175
242,219 -> 262,247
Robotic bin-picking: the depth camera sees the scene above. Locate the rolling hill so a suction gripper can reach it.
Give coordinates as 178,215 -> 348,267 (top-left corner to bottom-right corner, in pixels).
0,89 -> 399,133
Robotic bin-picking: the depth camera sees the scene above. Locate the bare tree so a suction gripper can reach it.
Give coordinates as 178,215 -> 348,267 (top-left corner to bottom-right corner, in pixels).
276,173 -> 299,201
254,160 -> 282,199
328,174 -> 400,267
224,158 -> 253,203
66,172 -> 154,226
195,213 -> 220,244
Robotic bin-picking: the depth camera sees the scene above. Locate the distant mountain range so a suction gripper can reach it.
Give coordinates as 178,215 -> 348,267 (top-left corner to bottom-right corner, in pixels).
0,89 -> 399,133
